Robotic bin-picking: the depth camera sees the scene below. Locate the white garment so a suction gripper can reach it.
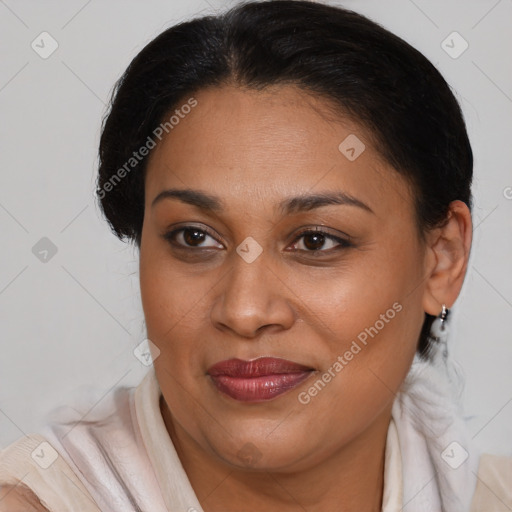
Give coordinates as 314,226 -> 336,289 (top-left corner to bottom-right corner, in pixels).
392,346 -> 480,512
0,356 -> 510,511
42,368 -> 402,511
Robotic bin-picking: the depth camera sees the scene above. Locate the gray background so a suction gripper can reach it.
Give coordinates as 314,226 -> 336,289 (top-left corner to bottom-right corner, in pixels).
1,0 -> 511,456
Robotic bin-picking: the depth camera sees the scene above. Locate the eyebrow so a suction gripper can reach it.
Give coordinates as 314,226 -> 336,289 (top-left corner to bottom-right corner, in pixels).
151,188 -> 374,215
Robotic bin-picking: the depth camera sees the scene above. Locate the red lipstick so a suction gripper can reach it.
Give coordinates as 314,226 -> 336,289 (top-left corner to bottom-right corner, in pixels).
207,357 -> 314,402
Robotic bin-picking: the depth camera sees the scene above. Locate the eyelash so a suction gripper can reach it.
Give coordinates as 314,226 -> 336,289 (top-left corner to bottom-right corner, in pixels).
162,225 -> 353,254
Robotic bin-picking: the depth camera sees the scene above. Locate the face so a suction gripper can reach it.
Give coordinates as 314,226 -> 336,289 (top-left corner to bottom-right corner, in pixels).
139,84 -> 428,472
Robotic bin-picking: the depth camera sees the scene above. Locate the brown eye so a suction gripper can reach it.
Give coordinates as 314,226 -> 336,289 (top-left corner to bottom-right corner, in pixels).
302,232 -> 327,250
288,229 -> 352,253
183,228 -> 206,246
163,226 -> 224,249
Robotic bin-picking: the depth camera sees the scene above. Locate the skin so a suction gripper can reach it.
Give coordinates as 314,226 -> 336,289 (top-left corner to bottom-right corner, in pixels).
139,84 -> 472,511
0,484 -> 49,512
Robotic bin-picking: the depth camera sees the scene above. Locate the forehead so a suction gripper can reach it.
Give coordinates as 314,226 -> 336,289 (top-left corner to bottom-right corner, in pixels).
144,84 -> 413,219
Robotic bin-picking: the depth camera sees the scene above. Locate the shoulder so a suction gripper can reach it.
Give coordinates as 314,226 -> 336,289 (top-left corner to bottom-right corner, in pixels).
0,373 -> 164,511
0,482 -> 49,512
0,433 -> 100,512
470,453 -> 512,511
0,433 -> 60,480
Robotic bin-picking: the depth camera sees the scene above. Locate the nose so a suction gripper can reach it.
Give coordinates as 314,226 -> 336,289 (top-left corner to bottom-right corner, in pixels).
210,251 -> 296,339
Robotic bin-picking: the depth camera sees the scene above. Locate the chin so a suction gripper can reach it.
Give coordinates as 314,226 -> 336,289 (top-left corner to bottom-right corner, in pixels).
206,429 -> 312,472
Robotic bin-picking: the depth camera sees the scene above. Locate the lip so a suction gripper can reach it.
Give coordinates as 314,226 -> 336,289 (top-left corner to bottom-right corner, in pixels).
207,357 -> 314,402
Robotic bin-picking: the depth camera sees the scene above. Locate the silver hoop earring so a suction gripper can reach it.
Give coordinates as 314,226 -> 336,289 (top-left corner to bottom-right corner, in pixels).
430,303 -> 450,342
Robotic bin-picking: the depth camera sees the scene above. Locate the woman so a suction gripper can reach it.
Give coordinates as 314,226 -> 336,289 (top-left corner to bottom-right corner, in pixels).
0,0 -> 510,510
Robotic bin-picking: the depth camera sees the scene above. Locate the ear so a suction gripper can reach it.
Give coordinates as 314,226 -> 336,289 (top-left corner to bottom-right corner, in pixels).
422,200 -> 473,316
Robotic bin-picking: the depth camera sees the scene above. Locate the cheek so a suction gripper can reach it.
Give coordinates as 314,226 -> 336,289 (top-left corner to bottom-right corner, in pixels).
139,245 -> 219,388
285,247 -> 414,342
297,301 -> 419,443
139,238 -> 201,335
294,247 -> 423,403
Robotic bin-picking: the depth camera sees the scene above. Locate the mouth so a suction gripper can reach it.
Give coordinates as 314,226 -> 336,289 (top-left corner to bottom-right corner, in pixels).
207,357 -> 315,402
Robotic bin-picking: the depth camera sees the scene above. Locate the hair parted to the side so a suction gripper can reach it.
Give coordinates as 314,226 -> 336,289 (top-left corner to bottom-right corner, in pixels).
96,0 -> 473,359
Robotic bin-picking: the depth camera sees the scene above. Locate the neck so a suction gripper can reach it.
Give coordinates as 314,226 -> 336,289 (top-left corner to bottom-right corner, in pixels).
161,398 -> 391,512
